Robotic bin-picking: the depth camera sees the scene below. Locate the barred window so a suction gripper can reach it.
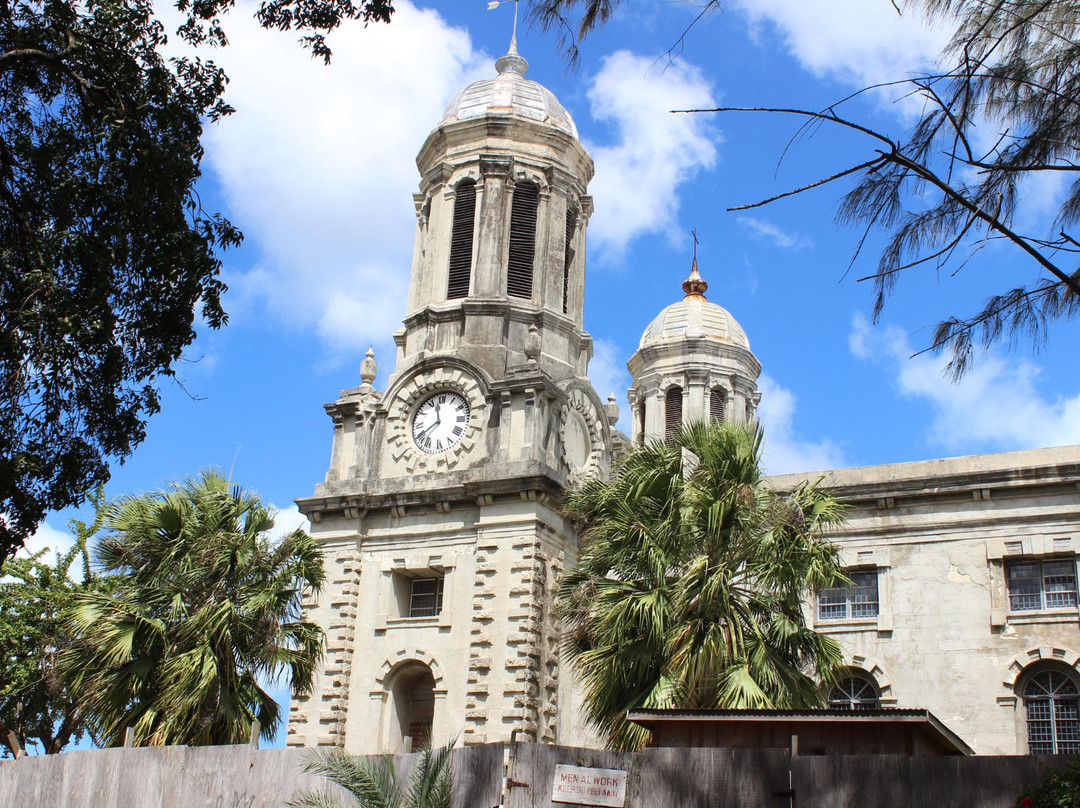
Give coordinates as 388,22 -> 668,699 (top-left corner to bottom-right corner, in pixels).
1007,558 -> 1078,611
1024,669 -> 1080,755
828,674 -> 880,710
447,180 -> 477,299
507,181 -> 538,298
409,577 -> 445,618
818,570 -> 879,620
664,387 -> 682,440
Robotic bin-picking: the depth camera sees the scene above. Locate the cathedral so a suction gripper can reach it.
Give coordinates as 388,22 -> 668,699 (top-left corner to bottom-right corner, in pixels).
286,38 -> 1080,757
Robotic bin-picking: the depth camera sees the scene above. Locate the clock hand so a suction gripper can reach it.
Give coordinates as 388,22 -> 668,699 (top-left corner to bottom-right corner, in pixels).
416,419 -> 439,440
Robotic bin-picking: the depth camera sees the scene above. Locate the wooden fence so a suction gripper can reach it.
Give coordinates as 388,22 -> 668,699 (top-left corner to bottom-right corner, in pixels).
0,740 -> 1075,808
505,743 -> 1076,808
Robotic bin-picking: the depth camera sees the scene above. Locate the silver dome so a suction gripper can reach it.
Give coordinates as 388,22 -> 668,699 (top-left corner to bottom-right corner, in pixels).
439,48 -> 578,138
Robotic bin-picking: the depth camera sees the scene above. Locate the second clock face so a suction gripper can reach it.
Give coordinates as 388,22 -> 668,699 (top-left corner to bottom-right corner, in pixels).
411,391 -> 470,454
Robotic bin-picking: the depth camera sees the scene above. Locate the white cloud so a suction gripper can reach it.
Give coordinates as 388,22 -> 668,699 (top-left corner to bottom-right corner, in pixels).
201,2 -> 489,356
585,51 -> 719,259
17,519 -> 76,560
849,314 -> 1080,451
267,504 -> 311,542
730,0 -> 948,91
587,337 -> 633,434
737,216 -> 810,250
757,374 -> 846,474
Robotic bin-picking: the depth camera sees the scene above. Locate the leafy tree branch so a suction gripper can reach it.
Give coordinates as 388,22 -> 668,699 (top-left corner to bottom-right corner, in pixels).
0,0 -> 395,560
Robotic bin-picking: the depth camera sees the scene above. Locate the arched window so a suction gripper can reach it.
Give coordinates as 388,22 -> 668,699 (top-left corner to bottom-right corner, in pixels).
388,662 -> 436,752
562,207 -> 577,314
665,387 -> 682,440
828,673 -> 880,710
447,180 -> 476,299
709,388 -> 726,423
1023,668 -> 1080,754
507,181 -> 538,298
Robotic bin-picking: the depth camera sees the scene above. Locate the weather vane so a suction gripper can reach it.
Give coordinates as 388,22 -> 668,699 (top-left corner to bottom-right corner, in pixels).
487,0 -> 521,51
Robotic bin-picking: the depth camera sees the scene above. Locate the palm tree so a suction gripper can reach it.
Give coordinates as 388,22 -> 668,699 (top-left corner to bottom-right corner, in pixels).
61,470 -> 325,747
288,741 -> 454,808
558,420 -> 847,750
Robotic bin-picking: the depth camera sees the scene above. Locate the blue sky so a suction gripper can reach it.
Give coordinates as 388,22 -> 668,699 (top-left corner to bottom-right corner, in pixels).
22,0 -> 1080,747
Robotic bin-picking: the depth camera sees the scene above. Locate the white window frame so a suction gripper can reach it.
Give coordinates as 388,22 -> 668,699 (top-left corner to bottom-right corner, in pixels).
828,673 -> 881,711
409,576 -> 445,618
818,569 -> 879,621
1006,557 -> 1078,613
1023,668 -> 1080,755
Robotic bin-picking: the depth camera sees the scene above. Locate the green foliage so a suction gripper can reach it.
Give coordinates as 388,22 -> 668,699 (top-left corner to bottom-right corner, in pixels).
531,0 -> 1080,378
1018,759 -> 1080,807
288,739 -> 455,808
834,0 -> 1080,379
0,489 -> 108,756
61,470 -> 326,747
528,0 -> 721,67
559,420 -> 847,750
0,0 -> 395,561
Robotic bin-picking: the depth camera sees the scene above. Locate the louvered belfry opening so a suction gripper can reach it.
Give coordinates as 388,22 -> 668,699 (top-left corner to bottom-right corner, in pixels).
562,207 -> 577,314
665,387 -> 683,440
638,400 -> 646,444
447,180 -> 476,299
507,181 -> 539,299
710,388 -> 726,423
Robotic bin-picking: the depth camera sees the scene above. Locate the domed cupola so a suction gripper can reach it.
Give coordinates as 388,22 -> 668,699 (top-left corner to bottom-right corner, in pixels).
439,43 -> 579,138
394,33 -> 595,387
627,248 -> 761,444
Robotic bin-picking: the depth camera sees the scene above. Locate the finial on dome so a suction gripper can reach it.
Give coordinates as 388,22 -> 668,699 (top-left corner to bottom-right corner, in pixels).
360,346 -> 377,385
682,229 -> 709,299
490,0 -> 529,76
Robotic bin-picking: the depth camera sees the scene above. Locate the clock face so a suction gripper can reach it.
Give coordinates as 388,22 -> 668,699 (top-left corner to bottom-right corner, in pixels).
563,410 -> 591,471
411,391 -> 470,454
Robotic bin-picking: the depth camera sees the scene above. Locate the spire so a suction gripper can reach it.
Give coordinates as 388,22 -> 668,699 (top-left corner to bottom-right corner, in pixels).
682,229 -> 709,299
491,0 -> 529,76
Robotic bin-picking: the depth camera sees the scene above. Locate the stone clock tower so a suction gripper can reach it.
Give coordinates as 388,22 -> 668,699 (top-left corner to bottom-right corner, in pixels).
287,41 -> 620,753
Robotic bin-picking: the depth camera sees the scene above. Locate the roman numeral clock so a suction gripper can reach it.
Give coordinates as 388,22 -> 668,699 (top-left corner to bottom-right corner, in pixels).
410,391 -> 470,454
383,368 -> 486,473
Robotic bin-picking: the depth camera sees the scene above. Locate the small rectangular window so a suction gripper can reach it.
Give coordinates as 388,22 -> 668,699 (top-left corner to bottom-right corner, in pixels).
818,570 -> 879,621
409,577 -> 445,618
1007,558 -> 1078,611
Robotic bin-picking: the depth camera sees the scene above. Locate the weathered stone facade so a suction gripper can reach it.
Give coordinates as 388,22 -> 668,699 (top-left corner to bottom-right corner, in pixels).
769,448 -> 1080,755
288,43 -> 615,752
288,40 -> 1080,757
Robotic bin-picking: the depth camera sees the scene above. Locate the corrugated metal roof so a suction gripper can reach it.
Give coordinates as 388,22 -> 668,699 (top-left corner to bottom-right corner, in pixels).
626,708 -> 975,756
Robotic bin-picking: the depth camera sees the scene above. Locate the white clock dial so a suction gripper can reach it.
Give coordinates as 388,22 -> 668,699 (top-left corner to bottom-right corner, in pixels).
411,391 -> 470,454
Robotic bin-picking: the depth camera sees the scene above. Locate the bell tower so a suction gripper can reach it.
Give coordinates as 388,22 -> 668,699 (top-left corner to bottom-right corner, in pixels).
627,252 -> 762,443
396,41 -> 595,384
288,38 -> 614,754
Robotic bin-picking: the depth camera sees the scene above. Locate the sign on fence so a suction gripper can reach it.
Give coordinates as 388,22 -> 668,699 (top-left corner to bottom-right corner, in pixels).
551,763 -> 627,807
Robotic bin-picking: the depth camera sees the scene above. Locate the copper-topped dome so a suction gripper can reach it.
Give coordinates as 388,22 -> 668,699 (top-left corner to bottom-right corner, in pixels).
638,257 -> 750,350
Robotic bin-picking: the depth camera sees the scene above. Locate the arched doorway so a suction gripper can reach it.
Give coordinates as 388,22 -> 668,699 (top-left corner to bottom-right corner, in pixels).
387,662 -> 436,752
